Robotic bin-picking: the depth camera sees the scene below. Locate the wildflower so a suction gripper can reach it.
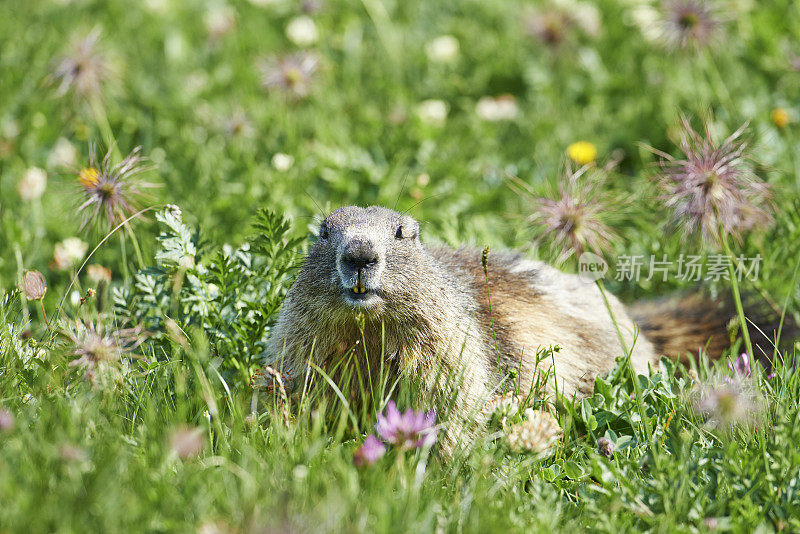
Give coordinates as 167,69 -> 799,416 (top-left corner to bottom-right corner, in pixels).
204,4 -> 236,39
66,321 -> 143,384
567,141 -> 597,165
223,111 -> 254,138
524,165 -> 616,261
653,117 -> 772,244
52,29 -> 110,98
646,0 -> 723,50
415,99 -> 448,126
0,409 -> 14,432
58,444 -> 88,463
20,270 -> 47,301
725,352 -> 751,383
376,401 -> 437,449
271,153 -> 295,171
476,95 -> 519,122
353,435 -> 387,466
524,1 -> 600,46
693,380 -> 764,429
48,137 -> 78,169
771,108 -> 790,128
597,436 -> 613,457
53,237 -> 88,270
426,35 -> 460,63
285,16 -> 318,47
86,264 -> 112,283
169,426 -> 205,459
259,52 -> 319,99
76,145 -> 153,230
17,167 -> 47,201
505,409 -> 561,454
481,392 -> 523,416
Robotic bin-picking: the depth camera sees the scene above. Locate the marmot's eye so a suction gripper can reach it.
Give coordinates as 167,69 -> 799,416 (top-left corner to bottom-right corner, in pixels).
320,225 -> 329,239
395,226 -> 403,239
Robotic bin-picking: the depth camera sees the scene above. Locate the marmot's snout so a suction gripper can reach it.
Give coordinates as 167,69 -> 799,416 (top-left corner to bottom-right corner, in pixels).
337,234 -> 385,305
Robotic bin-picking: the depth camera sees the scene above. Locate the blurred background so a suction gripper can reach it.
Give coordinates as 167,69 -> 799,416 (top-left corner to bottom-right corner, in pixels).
2,0 -> 799,311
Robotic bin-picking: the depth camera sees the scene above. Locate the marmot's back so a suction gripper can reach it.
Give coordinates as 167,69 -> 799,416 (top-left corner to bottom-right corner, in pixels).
429,247 -> 657,396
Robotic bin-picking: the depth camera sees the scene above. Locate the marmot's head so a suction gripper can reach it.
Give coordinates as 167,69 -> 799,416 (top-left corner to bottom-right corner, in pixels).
300,206 -> 426,318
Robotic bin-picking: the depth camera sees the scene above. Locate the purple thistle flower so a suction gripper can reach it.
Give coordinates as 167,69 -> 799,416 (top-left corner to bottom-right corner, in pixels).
376,401 -> 437,450
653,116 -> 773,244
353,435 -> 386,467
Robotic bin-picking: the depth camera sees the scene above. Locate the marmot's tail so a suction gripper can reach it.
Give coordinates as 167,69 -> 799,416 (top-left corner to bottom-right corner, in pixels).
629,293 -> 799,367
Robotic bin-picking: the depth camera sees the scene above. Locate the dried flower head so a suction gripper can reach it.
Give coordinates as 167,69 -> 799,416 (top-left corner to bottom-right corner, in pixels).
353,435 -> 386,466
258,52 -> 319,99
0,409 -> 14,432
658,0 -> 722,50
505,409 -> 561,454
376,401 -> 437,450
653,117 -> 772,244
20,270 -> 47,301
52,29 -> 110,98
86,264 -> 112,283
65,321 -> 143,384
522,165 -> 616,262
169,426 -> 205,459
76,144 -> 153,230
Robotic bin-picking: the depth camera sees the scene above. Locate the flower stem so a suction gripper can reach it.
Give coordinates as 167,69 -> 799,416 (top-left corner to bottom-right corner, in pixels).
595,279 -> 654,446
720,230 -> 754,361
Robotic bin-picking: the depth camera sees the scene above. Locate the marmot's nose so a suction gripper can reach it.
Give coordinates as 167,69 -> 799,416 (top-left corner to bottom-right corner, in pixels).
341,238 -> 379,270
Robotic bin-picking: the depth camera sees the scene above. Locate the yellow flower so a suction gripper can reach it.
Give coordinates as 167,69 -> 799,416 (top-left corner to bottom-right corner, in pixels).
78,167 -> 99,188
771,108 -> 790,129
567,141 -> 597,165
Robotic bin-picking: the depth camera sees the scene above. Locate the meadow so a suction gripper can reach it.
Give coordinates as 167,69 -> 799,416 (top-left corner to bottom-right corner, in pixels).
2,0 -> 800,531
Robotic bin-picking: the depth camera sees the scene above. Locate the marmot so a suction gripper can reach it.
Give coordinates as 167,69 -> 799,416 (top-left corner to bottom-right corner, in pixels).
266,206 -> 791,449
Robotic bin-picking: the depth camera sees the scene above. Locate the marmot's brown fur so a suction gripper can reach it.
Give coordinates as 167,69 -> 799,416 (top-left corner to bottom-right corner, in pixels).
266,206 -> 793,450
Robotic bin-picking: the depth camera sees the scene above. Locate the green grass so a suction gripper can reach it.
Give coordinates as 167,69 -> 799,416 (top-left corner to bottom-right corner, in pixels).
2,0 -> 800,531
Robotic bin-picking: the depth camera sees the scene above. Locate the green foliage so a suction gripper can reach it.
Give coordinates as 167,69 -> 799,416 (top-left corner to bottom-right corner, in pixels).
113,206 -> 303,380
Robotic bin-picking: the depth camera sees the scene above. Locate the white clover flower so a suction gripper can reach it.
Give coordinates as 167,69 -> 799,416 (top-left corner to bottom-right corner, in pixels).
415,99 -> 448,126
205,4 -> 236,39
426,35 -> 459,63
505,409 -> 561,454
48,137 -> 78,168
476,95 -> 519,122
272,153 -> 295,171
54,237 -> 88,270
286,16 -> 319,47
17,167 -> 47,201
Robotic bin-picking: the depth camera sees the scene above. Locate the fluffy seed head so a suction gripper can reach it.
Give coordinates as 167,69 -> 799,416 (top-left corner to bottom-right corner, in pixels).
659,0 -> 722,50
76,145 -> 153,231
66,321 -> 143,384
653,116 -> 772,244
524,165 -> 617,262
52,29 -> 110,98
259,52 -> 319,99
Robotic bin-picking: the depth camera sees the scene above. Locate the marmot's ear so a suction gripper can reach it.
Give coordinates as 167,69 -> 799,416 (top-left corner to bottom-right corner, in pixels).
400,215 -> 420,239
